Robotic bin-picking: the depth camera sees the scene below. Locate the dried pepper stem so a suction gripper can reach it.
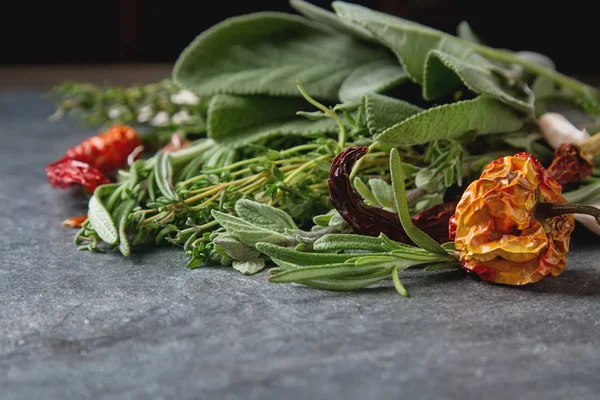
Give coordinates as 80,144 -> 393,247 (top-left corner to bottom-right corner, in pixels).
534,202 -> 600,224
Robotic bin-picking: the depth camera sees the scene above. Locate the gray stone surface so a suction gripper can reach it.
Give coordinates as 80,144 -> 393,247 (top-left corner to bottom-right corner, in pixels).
2,92 -> 600,400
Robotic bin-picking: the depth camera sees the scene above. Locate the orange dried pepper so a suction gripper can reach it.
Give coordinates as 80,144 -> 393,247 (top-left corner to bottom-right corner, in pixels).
449,152 -> 600,285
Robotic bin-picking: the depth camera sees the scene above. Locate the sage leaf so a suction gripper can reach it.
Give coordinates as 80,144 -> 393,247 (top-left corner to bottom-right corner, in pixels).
389,149 -> 448,255
88,189 -> 119,246
297,271 -> 390,291
368,178 -> 395,210
256,242 -> 385,266
376,96 -> 524,146
353,177 -> 379,206
333,2 -> 534,112
338,59 -> 409,102
211,210 -> 287,246
289,0 -> 376,42
269,263 -> 387,283
154,152 -> 179,201
456,21 -> 485,46
233,259 -> 266,275
173,12 -> 391,101
312,234 -> 387,252
213,233 -> 262,261
362,93 -> 423,135
206,94 -> 340,147
234,199 -> 298,233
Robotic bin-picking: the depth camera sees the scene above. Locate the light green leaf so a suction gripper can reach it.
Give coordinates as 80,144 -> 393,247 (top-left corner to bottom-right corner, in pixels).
154,152 -> 179,201
206,94 -> 340,147
233,259 -> 266,275
213,233 -> 262,261
389,149 -> 448,255
338,59 -> 409,102
211,210 -> 287,246
392,266 -> 409,297
353,177 -> 378,206
423,50 -> 533,111
88,196 -> 118,246
256,242 -> 383,266
456,21 -> 485,45
362,93 -> 423,135
376,96 -> 524,146
368,178 -> 395,209
234,199 -> 298,233
296,271 -> 390,291
333,2 -> 533,112
173,12 -> 391,101
289,0 -> 376,42
312,234 -> 387,252
269,262 -> 387,283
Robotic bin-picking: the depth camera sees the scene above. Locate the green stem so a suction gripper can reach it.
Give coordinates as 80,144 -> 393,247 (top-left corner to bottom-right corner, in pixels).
349,141 -> 379,181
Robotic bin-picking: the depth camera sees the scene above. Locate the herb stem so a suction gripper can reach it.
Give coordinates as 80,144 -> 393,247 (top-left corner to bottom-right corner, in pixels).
349,141 -> 379,181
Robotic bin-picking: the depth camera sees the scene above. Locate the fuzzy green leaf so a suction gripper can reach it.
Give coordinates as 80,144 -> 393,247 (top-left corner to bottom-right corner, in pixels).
289,0 -> 376,42
456,21 -> 485,45
376,96 -> 524,146
234,199 -> 298,233
206,94 -> 340,147
88,186 -> 119,246
338,59 -> 409,102
233,259 -> 266,275
353,177 -> 379,206
256,242 -> 384,266
362,93 -> 423,135
312,234 -> 387,252
333,2 -> 534,112
368,178 -> 395,210
269,262 -> 387,283
211,210 -> 287,246
173,12 -> 391,101
213,233 -> 262,261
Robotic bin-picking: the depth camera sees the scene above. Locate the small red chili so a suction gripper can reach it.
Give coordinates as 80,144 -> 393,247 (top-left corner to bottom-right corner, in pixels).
45,124 -> 142,193
546,132 -> 600,186
328,146 -> 457,244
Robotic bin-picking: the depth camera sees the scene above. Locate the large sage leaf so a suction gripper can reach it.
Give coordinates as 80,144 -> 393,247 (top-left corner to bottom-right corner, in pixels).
234,199 -> 298,233
333,1 -> 533,113
338,59 -> 409,102
289,0 -> 375,42
173,12 -> 391,101
362,93 -> 423,135
211,210 -> 288,246
376,96 -> 524,146
207,94 -> 340,147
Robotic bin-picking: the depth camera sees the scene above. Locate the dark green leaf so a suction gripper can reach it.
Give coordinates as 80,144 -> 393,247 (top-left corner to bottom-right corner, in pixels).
154,152 -> 179,202
362,93 -> 423,135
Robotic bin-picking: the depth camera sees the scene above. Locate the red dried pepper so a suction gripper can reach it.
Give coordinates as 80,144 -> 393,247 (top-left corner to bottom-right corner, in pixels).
45,124 -> 142,193
46,124 -> 142,228
328,146 -> 456,244
450,152 -> 600,285
546,132 -> 600,186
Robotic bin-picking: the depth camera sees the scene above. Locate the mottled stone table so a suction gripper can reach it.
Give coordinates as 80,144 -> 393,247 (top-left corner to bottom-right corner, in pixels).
2,92 -> 600,399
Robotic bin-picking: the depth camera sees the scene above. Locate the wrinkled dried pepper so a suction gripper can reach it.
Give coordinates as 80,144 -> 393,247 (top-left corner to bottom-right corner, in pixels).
328,146 -> 456,244
546,132 -> 600,186
450,152 -> 600,285
46,124 -> 142,227
45,124 -> 142,193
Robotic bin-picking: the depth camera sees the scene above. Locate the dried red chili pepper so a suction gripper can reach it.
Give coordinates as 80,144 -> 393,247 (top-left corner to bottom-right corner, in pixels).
546,133 -> 600,186
450,152 -> 600,285
45,124 -> 142,193
328,146 -> 456,244
46,158 -> 111,193
61,214 -> 89,229
63,124 -> 142,172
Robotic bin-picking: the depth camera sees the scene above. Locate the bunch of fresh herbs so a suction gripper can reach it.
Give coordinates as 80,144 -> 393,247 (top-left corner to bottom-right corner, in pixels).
48,0 -> 600,296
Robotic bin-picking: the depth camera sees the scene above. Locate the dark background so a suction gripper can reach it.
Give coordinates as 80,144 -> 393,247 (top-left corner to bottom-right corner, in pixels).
2,0 -> 597,77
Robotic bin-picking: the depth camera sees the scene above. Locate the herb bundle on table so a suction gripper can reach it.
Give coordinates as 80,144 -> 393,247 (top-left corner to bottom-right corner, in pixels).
45,1 -> 600,296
